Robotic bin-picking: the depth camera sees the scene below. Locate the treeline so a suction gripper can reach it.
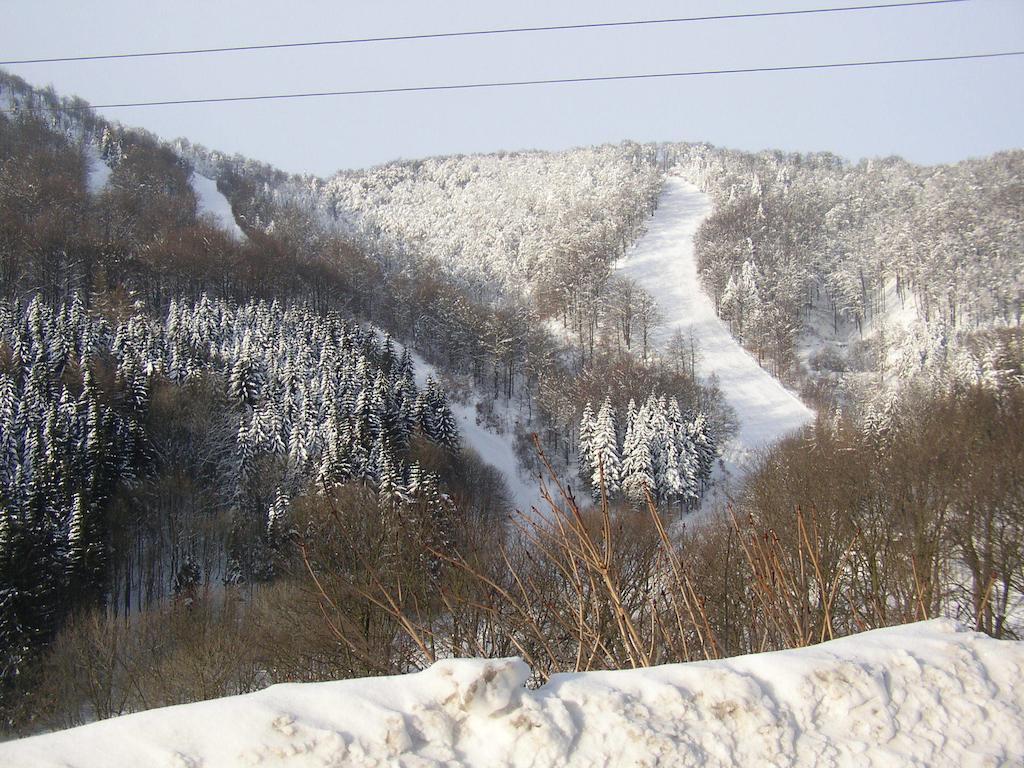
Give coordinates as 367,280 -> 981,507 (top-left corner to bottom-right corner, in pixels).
0,81 -> 385,316
1,70 -> 727,511
176,104 -> 725,482
312,379 -> 1024,678
20,379 -> 1017,736
733,382 -> 1024,645
0,72 -> 727,737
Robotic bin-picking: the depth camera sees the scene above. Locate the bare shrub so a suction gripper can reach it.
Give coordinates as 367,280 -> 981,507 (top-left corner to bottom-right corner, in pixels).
27,592 -> 261,732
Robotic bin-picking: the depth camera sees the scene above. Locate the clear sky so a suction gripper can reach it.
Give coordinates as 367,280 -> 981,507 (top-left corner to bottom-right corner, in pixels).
2,0 -> 1022,177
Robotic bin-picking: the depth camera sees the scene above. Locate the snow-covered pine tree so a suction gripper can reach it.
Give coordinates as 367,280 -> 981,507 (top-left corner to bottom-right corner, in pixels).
589,397 -> 621,499
228,349 -> 264,408
379,333 -> 397,376
621,400 -> 654,504
65,492 -> 105,602
376,439 -> 406,510
578,402 -> 596,486
267,486 -> 290,535
688,413 -> 716,492
427,379 -> 460,453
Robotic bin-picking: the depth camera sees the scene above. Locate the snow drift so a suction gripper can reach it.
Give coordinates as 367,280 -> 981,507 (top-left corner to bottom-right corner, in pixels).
3,620 -> 1021,767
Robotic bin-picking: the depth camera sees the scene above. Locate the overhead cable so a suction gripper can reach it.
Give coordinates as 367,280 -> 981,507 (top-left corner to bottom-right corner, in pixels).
4,50 -> 1019,113
0,0 -> 970,66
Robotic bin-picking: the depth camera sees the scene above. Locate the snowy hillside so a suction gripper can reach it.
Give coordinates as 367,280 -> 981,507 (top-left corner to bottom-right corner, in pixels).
618,175 -> 814,492
82,143 -> 111,194
299,145 -> 662,296
3,620 -> 1020,767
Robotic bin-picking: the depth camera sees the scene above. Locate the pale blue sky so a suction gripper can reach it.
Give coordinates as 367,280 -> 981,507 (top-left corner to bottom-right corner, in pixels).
3,0 -> 1022,176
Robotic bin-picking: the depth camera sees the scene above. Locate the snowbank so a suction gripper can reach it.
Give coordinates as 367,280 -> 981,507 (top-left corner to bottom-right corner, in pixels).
3,620 -> 1021,767
191,172 -> 246,241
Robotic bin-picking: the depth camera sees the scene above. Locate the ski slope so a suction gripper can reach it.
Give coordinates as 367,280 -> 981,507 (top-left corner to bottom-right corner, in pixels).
376,332 -> 544,515
618,174 -> 814,494
409,351 -> 544,515
83,143 -> 111,194
191,173 -> 246,241
4,620 -> 1021,767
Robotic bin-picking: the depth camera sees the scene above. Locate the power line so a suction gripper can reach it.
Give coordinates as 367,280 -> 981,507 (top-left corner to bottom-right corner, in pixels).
0,0 -> 970,66
4,50 -> 1019,113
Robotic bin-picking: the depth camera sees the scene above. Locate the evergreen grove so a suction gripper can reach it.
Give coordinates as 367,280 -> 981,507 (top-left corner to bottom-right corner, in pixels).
0,294 -> 461,690
578,394 -> 715,507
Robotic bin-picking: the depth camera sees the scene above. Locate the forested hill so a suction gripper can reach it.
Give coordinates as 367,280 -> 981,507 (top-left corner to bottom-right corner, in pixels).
1,69 -> 1022,738
177,111 -> 1021,414
0,70 -> 724,732
667,143 -> 1023,409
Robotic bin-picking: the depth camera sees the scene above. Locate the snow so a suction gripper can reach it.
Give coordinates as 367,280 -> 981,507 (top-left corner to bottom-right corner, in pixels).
377,332 -> 544,515
796,274 -> 926,379
191,173 -> 246,241
617,174 -> 814,498
4,619 -> 1021,767
83,143 -> 111,194
408,351 -> 544,515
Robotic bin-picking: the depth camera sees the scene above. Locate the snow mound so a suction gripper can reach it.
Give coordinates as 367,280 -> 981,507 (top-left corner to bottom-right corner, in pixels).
618,174 -> 814,497
3,620 -> 1022,767
191,173 -> 246,241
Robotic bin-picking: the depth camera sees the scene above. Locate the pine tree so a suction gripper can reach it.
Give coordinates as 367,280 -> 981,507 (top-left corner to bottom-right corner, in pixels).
391,373 -> 417,449
589,398 -> 621,499
0,584 -> 29,694
376,439 -> 405,509
426,379 -> 459,452
65,493 -> 105,601
621,402 -> 654,504
578,402 -> 596,486
396,347 -> 415,383
688,413 -> 716,492
286,417 -> 309,474
228,352 -> 264,408
267,486 -> 290,535
379,333 -> 397,376
412,390 -> 433,439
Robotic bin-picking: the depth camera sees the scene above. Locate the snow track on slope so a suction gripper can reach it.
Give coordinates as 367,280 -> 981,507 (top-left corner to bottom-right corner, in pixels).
191,173 -> 246,241
4,620 -> 1022,767
378,333 -> 543,515
83,143 -> 111,194
618,174 -> 814,495
410,351 -> 544,515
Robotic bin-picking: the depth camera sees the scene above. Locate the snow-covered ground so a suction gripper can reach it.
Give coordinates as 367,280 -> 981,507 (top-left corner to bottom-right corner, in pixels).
4,619 -> 1020,767
377,332 -> 544,515
411,350 -> 544,515
618,174 -> 814,500
191,172 -> 246,241
796,274 -> 925,378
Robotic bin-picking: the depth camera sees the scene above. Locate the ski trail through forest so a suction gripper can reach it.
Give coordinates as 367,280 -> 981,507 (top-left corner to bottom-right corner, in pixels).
618,173 -> 814,503
410,351 -> 545,515
380,332 -> 545,515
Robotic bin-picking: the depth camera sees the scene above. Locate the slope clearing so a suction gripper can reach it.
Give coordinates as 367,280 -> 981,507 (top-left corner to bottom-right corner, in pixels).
618,174 -> 815,499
